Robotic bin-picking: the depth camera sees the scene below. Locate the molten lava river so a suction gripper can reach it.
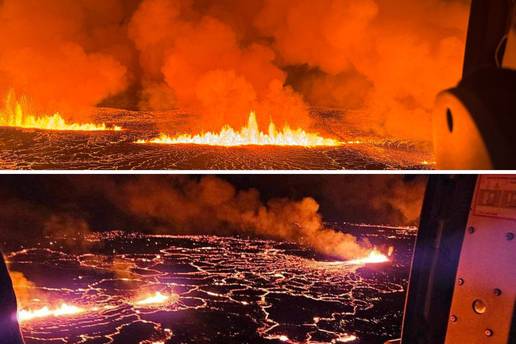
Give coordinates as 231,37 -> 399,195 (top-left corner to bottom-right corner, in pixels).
6,225 -> 416,344
0,108 -> 433,170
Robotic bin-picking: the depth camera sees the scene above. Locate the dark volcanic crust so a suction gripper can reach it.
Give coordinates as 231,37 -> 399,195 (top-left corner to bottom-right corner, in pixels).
0,109 -> 433,170
10,231 -> 414,344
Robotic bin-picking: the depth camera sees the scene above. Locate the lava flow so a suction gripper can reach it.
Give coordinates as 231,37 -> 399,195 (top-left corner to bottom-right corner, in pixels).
17,291 -> 174,324
8,232 -> 411,343
18,303 -> 85,322
0,93 -> 122,132
135,291 -> 172,306
346,249 -> 390,265
136,112 -> 341,147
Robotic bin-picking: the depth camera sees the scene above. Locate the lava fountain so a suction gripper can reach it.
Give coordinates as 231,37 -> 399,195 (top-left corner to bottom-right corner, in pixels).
0,93 -> 122,132
136,112 -> 341,147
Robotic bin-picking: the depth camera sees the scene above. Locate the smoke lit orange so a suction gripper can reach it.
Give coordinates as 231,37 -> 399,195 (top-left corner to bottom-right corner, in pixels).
136,112 -> 341,147
0,93 -> 122,132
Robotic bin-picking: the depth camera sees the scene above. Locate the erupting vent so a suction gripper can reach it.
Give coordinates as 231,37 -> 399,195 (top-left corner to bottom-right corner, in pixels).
137,112 -> 341,147
0,93 -> 122,132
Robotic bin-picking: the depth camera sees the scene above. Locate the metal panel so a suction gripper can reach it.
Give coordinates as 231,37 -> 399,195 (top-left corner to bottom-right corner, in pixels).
503,5 -> 516,69
463,0 -> 515,77
445,175 -> 516,344
401,176 -> 478,344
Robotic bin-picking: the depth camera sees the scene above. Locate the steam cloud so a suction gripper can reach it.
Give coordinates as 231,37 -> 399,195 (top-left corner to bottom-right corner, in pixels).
0,0 -> 470,140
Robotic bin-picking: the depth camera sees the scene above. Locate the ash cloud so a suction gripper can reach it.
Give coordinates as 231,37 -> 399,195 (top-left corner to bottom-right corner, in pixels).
0,0 -> 469,140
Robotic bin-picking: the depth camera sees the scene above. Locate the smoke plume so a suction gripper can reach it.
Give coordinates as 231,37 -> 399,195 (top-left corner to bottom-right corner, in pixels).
228,175 -> 427,225
112,176 -> 372,259
319,175 -> 426,225
0,0 -> 133,118
128,0 -> 310,130
0,176 -> 426,258
1,175 -> 427,261
258,0 -> 469,139
0,0 -> 469,140
0,188 -> 92,250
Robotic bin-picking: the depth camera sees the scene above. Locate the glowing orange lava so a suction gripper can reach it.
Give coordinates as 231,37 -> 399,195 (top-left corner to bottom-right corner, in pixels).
17,292 -> 175,323
336,334 -> 358,342
18,303 -> 85,322
347,249 -> 390,265
134,291 -> 171,306
136,112 -> 341,147
0,93 -> 122,131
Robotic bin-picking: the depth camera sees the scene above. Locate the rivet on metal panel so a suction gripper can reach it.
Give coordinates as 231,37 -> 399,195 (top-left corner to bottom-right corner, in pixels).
457,278 -> 464,286
493,288 -> 502,296
473,299 -> 487,314
506,232 -> 514,241
468,226 -> 475,234
450,315 -> 458,323
484,329 -> 493,337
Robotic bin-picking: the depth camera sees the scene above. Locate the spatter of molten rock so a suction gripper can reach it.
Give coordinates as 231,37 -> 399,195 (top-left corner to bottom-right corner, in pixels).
0,93 -> 121,131
136,112 -> 341,147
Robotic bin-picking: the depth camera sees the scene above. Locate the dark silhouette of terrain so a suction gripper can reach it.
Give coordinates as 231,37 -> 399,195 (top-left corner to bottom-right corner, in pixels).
0,252 -> 24,344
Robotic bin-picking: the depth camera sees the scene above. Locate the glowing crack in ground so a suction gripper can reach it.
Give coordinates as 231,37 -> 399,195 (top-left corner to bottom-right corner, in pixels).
7,228 -> 414,343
